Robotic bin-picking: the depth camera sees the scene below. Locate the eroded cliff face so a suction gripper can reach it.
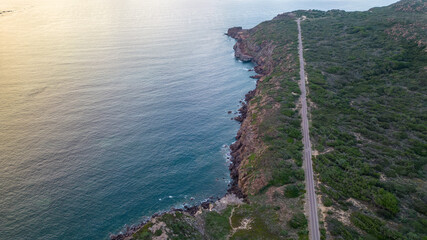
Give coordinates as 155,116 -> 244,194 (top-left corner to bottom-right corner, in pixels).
227,27 -> 275,75
227,27 -> 276,195
229,89 -> 263,196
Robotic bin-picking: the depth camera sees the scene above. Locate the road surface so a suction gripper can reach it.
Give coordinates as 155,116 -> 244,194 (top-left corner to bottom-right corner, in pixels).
297,18 -> 321,240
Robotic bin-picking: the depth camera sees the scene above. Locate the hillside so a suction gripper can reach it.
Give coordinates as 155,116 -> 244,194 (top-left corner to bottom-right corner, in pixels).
112,0 -> 426,239
296,1 -> 426,239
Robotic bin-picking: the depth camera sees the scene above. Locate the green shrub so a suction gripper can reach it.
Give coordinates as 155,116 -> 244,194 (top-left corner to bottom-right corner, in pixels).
204,209 -> 232,240
322,196 -> 333,207
350,212 -> 402,240
154,229 -> 162,236
374,188 -> 399,215
289,213 -> 308,229
284,184 -> 302,198
327,217 -> 359,239
160,213 -> 202,240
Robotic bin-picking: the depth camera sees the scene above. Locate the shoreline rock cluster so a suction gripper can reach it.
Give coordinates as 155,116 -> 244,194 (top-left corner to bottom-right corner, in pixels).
109,195 -> 220,240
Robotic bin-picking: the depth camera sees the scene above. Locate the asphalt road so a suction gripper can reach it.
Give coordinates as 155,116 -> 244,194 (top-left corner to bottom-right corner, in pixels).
297,18 -> 321,240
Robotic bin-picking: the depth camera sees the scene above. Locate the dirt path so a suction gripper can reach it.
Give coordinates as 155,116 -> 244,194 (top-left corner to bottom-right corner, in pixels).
227,206 -> 252,239
297,18 -> 320,240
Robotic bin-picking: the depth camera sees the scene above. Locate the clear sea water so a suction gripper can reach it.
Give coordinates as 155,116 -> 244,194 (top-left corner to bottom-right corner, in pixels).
0,0 -> 396,239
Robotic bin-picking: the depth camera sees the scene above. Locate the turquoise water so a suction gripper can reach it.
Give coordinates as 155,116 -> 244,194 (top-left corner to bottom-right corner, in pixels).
0,0 -> 396,239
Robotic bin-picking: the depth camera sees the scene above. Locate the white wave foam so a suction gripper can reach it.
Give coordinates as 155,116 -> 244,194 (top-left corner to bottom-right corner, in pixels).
221,144 -> 232,164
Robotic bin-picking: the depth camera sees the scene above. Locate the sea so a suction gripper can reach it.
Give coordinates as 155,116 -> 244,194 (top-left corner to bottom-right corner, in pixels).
0,0 -> 396,239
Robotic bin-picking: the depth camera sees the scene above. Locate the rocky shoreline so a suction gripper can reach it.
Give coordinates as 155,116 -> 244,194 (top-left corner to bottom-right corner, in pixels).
110,26 -> 266,240
109,197 -> 218,240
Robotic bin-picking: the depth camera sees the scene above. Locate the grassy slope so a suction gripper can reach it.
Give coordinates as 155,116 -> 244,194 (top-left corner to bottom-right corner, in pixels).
239,17 -> 310,239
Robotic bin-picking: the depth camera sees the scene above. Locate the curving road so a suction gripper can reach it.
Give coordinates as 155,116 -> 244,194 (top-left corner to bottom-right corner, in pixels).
297,18 -> 320,240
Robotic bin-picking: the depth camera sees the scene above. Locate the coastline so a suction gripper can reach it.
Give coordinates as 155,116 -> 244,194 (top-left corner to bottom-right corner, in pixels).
110,28 -> 264,240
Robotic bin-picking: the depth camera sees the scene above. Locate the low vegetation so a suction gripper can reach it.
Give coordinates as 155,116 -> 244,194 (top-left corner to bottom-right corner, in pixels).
129,1 -> 425,239
296,0 -> 426,238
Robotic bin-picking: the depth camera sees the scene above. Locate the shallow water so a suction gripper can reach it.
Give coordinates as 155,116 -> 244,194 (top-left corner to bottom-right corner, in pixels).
0,0 -> 396,239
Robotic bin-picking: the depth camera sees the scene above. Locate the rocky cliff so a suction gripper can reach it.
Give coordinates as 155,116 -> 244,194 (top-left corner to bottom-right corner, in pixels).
113,13 -> 308,239
226,27 -> 277,195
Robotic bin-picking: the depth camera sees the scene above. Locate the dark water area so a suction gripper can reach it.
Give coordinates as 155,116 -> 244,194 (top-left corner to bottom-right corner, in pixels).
0,0 -> 396,239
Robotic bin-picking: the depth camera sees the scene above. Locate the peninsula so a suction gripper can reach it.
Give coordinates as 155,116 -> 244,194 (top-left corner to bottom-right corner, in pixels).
112,0 -> 426,239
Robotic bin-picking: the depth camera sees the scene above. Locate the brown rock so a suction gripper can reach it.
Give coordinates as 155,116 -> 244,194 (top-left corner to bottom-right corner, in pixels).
226,27 -> 243,38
